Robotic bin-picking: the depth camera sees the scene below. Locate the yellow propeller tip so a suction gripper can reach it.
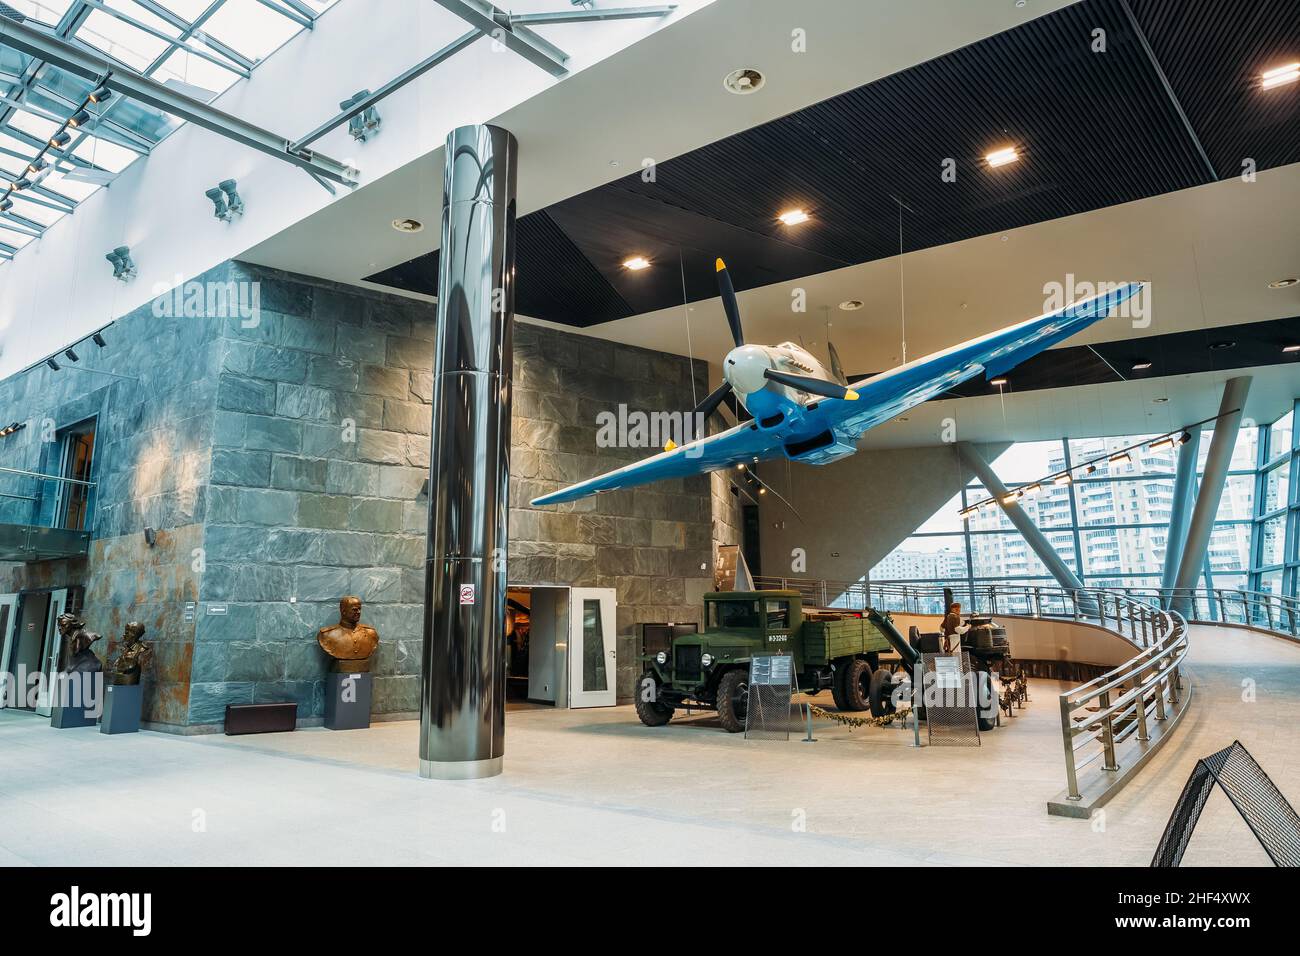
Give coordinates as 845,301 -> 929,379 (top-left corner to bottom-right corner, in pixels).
715,258 -> 726,272
664,440 -> 677,452
844,389 -> 859,400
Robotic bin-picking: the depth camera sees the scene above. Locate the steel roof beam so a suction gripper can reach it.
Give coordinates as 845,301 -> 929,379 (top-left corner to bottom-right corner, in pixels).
430,0 -> 568,77
81,1 -> 250,78
0,13 -> 358,185
508,5 -> 677,25
254,0 -> 312,30
131,0 -> 254,73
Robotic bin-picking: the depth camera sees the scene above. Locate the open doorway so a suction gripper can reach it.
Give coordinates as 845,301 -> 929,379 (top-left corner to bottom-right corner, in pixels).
505,585 -> 617,710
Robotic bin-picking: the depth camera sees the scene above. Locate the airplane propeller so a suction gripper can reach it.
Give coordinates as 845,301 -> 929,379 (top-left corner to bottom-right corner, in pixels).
827,340 -> 847,386
663,257 -> 856,452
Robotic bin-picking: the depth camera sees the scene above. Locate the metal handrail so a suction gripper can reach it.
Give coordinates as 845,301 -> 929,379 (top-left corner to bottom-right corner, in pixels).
0,465 -> 97,488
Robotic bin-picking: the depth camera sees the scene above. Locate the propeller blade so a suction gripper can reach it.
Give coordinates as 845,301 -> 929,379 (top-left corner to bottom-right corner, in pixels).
763,368 -> 859,401
715,258 -> 745,348
827,340 -> 847,386
665,381 -> 732,451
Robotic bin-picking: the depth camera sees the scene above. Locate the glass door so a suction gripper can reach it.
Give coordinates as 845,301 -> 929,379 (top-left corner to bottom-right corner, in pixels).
0,593 -> 17,709
568,588 -> 616,708
35,588 -> 67,717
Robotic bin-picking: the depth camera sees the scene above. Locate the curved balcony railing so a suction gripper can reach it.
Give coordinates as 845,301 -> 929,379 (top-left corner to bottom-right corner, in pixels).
750,575 -> 1193,814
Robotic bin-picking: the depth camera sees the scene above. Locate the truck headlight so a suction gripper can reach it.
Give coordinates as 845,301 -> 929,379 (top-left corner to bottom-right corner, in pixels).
701,653 -> 714,668
655,651 -> 667,665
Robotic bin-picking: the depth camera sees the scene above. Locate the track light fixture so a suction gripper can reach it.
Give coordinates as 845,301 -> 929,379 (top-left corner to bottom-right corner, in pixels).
68,110 -> 91,128
46,358 -> 61,371
50,131 -> 71,149
92,332 -> 107,348
105,245 -> 136,281
0,199 -> 11,213
88,86 -> 112,104
0,422 -> 25,438
341,90 -> 381,142
64,348 -> 79,362
206,179 -> 245,221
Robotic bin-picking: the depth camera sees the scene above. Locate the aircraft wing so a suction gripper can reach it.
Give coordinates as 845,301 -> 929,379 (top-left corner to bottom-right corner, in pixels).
529,419 -> 776,506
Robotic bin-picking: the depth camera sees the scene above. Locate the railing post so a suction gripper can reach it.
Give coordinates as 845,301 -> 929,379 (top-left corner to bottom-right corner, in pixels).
1033,586 -> 1042,618
1060,694 -> 1081,800
1133,662 -> 1150,742
1098,689 -> 1119,771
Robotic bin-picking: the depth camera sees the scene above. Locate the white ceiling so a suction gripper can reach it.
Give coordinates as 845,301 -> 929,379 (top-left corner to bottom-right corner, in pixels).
241,0 -> 1079,284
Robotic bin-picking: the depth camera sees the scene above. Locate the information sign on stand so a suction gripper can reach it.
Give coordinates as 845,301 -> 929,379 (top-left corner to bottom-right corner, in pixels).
921,652 -> 981,747
745,654 -> 795,740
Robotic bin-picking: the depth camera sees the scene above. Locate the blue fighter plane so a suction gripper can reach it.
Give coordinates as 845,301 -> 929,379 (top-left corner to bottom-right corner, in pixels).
531,259 -> 1142,507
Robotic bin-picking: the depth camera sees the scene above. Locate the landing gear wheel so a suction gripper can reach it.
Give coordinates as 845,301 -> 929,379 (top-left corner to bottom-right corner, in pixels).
869,667 -> 896,718
716,670 -> 749,733
831,664 -> 850,711
840,659 -> 872,711
634,674 -> 674,727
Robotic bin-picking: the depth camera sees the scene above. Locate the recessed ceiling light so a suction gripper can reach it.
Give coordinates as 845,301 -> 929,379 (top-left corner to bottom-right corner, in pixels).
1268,277 -> 1298,289
778,208 -> 810,226
1209,340 -> 1236,351
723,68 -> 765,95
623,256 -> 651,271
1132,360 -> 1153,370
838,299 -> 864,311
1260,62 -> 1300,90
391,218 -> 423,233
986,146 -> 1019,168
1152,397 -> 1169,404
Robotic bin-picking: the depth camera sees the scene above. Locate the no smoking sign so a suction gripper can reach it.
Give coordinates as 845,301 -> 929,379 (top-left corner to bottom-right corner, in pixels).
459,584 -> 476,606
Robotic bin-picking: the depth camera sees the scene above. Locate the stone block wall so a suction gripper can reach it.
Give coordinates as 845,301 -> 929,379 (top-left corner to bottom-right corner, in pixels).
1,259 -> 724,725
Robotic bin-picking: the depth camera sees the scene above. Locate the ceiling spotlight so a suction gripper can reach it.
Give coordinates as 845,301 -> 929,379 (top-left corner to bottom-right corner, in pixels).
1085,463 -> 1098,475
736,463 -> 746,471
27,158 -> 47,175
722,68 -> 765,95
990,377 -> 1008,387
341,90 -> 381,142
1054,473 -> 1072,485
208,180 -> 245,222
1131,360 -> 1152,370
623,256 -> 651,271
50,131 -> 71,149
1177,431 -> 1191,444
758,487 -> 767,495
88,86 -> 112,104
1152,397 -> 1169,404
12,177 -> 32,191
1001,492 -> 1020,505
985,146 -> 1019,168
92,332 -> 107,348
391,217 -> 422,233
67,110 -> 92,128
46,358 -> 61,372
0,199 -> 11,213
1149,435 -> 1176,451
1260,62 -> 1300,90
1209,340 -> 1236,351
64,348 -> 79,362
777,208 -> 810,226
1109,451 -> 1131,464
1268,278 -> 1299,289
838,299 -> 864,311
105,245 -> 136,281
1024,482 -> 1042,496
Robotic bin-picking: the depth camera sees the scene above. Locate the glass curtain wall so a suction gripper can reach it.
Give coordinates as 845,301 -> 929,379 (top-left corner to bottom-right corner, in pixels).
869,402 -> 1299,601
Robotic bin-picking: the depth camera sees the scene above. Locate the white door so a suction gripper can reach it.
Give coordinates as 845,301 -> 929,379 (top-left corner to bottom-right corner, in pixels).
35,588 -> 67,717
0,593 -> 17,709
568,588 -> 616,708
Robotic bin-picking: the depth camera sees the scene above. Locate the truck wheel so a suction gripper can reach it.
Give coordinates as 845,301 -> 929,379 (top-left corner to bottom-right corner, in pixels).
831,664 -> 850,711
634,675 -> 673,727
715,670 -> 748,733
841,659 -> 872,711
869,667 -> 896,718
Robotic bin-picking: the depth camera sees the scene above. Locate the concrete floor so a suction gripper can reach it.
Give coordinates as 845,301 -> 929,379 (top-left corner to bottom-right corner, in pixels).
1,624 -> 1295,866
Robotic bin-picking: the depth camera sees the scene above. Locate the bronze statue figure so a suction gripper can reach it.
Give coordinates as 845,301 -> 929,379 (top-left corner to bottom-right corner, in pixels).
57,613 -> 103,675
108,621 -> 152,686
317,596 -> 379,673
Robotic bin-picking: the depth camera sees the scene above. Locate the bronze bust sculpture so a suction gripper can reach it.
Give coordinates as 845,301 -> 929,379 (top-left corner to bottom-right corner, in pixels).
57,613 -> 103,674
317,596 -> 379,673
108,621 -> 152,686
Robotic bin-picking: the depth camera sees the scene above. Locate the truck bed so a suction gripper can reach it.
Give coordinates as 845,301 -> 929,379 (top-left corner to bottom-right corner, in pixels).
802,615 -> 892,665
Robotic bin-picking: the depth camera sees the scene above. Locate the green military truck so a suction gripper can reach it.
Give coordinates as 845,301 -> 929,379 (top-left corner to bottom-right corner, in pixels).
635,590 -> 895,733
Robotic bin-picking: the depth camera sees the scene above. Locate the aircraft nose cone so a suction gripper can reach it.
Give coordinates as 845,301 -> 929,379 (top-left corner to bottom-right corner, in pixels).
724,345 -> 771,394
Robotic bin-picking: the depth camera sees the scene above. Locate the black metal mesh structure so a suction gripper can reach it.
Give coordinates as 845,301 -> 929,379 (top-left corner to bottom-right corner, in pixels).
744,656 -> 796,741
1151,740 -> 1300,867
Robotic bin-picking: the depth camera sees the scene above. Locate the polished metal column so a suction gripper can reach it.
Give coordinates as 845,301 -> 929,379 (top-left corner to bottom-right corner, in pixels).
957,442 -> 1086,592
419,125 -> 517,780
1171,376 -> 1252,619
1160,427 -> 1201,603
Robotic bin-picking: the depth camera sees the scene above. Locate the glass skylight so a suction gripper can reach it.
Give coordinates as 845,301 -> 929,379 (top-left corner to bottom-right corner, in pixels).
0,0 -> 341,260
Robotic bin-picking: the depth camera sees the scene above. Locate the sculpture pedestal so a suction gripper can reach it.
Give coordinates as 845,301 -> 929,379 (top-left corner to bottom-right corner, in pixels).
100,683 -> 143,735
325,672 -> 372,730
49,673 -> 100,728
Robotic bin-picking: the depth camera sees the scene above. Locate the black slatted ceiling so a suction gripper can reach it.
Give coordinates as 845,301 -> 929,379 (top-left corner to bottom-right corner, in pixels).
367,0 -> 1299,334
